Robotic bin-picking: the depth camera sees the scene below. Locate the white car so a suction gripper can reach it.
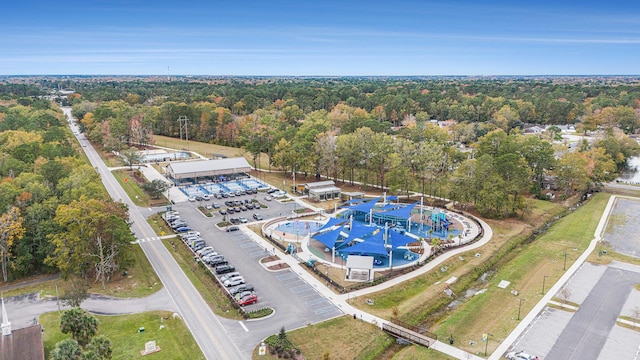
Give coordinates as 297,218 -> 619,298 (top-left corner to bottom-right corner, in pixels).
224,276 -> 245,287
506,351 -> 537,360
272,191 -> 286,198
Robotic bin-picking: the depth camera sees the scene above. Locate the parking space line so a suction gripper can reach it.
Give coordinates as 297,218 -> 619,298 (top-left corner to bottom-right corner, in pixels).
238,321 -> 249,332
314,306 -> 341,315
290,284 -> 314,293
305,298 -> 330,306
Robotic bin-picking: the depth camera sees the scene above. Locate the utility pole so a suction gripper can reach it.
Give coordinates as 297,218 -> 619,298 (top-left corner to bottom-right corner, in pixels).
177,116 -> 189,152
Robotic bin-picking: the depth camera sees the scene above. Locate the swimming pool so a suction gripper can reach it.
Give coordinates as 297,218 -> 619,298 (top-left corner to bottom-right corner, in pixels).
143,151 -> 190,162
274,220 -> 324,237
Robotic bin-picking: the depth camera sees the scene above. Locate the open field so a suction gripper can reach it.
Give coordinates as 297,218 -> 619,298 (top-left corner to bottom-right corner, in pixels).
41,310 -> 204,360
153,134 -> 270,168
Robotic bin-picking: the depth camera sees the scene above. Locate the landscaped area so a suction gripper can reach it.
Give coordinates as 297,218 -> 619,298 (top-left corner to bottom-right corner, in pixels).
41,310 -> 204,360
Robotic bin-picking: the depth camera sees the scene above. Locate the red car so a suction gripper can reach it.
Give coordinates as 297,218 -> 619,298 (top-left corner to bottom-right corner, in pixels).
237,294 -> 258,306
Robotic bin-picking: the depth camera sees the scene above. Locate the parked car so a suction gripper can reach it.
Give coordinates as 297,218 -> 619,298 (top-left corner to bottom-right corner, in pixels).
204,254 -> 224,264
215,265 -> 236,274
227,208 -> 235,214
234,290 -> 255,301
234,207 -> 241,212
196,246 -> 214,256
212,203 -> 220,209
245,203 -> 254,210
267,188 -> 278,194
199,249 -> 217,258
264,195 -> 273,201
229,284 -> 254,296
181,231 -> 200,238
219,209 -> 227,215
205,203 -> 213,210
224,277 -> 245,287
252,214 -> 263,221
237,294 -> 258,306
226,226 -> 240,232
238,217 -> 248,223
192,243 -> 206,252
506,351 -> 538,360
175,226 -> 191,233
188,196 -> 196,202
209,258 -> 229,267
219,272 -> 241,283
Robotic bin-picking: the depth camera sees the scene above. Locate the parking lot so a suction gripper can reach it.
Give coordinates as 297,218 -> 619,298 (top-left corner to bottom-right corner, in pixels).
157,192 -> 342,356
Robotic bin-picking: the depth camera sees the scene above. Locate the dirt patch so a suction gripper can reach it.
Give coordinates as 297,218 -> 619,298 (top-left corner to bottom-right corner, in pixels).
267,263 -> 290,270
260,255 -> 280,263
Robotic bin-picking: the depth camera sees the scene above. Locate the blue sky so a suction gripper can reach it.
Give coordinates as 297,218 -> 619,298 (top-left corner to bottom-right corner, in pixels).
2,0 -> 639,75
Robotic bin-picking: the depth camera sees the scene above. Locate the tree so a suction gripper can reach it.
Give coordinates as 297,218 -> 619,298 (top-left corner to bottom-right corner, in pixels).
141,179 -> 170,199
555,152 -> 590,197
47,196 -> 134,288
50,338 -> 83,360
85,335 -> 113,359
61,277 -> 90,307
120,147 -> 142,170
60,308 -> 99,347
0,206 -> 25,282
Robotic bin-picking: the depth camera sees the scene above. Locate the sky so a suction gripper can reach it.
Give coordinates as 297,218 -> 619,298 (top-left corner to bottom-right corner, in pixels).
2,0 -> 640,76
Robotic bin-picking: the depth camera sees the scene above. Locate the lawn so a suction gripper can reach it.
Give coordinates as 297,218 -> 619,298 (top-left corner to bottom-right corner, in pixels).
153,135 -> 270,169
41,310 -> 204,360
254,315 -> 457,359
112,169 -> 154,207
1,242 -> 161,299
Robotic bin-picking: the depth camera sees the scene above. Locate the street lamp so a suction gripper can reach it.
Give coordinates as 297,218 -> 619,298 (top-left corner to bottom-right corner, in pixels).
542,275 -> 548,295
482,333 -> 493,356
517,298 -> 524,320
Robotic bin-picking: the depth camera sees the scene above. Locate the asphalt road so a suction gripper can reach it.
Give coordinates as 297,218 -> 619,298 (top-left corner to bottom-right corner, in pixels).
63,108 -> 243,360
546,267 -> 640,360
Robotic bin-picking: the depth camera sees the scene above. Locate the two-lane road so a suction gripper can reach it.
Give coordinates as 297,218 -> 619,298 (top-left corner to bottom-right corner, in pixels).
63,107 -> 242,359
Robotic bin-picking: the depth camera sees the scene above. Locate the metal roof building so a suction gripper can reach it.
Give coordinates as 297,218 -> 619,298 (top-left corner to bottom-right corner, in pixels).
165,157 -> 251,181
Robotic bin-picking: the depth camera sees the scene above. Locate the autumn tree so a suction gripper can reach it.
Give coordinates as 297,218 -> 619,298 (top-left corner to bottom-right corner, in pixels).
47,196 -> 134,288
0,206 -> 25,282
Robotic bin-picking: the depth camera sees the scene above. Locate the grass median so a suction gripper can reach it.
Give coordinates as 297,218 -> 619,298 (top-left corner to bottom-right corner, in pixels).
160,238 -> 244,320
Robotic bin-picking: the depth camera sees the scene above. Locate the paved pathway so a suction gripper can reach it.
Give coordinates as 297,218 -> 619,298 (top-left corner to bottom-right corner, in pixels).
3,288 -> 177,330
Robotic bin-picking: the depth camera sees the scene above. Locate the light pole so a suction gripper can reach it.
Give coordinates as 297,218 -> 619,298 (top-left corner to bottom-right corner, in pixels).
563,249 -> 567,270
483,333 -> 493,356
517,298 -> 524,320
542,275 -> 548,295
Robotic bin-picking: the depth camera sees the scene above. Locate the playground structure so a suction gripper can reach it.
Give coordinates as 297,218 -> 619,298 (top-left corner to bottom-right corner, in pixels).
263,198 -> 480,276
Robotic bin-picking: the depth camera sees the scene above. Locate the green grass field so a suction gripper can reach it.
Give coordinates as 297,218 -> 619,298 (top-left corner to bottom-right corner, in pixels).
432,193 -> 610,356
112,169 -> 151,207
41,310 -> 204,360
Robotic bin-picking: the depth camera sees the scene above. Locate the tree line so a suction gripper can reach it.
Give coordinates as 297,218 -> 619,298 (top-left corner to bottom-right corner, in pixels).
0,99 -> 134,284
